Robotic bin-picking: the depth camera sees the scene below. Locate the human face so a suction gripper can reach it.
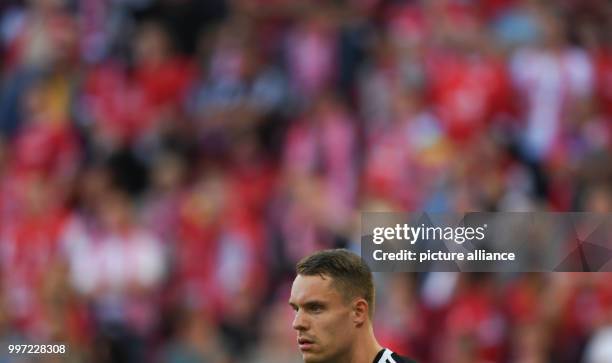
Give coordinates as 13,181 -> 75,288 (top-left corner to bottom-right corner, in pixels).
289,274 -> 355,363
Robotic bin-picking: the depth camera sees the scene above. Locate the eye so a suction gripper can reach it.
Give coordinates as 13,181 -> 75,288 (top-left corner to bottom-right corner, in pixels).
309,304 -> 324,313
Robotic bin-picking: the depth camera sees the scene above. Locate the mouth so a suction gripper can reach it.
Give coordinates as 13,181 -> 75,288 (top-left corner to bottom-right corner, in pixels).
297,337 -> 315,351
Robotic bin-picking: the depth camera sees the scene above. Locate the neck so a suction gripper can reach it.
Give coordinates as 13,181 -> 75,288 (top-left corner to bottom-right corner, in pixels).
336,325 -> 383,363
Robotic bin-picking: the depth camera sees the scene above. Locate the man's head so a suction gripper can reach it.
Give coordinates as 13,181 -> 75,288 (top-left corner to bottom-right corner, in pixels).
289,249 -> 375,363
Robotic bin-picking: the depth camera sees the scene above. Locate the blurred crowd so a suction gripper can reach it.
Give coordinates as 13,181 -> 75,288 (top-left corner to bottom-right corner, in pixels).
1,0 -> 612,362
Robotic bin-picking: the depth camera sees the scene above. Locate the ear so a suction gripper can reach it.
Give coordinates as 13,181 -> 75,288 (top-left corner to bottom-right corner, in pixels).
352,298 -> 369,327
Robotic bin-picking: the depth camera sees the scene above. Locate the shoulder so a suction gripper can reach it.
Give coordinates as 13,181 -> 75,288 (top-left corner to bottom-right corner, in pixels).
392,352 -> 418,363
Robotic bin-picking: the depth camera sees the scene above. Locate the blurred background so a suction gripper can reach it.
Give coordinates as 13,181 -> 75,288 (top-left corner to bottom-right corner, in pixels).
0,0 -> 612,362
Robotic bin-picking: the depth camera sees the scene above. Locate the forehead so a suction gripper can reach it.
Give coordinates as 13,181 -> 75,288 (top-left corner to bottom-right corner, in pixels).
289,274 -> 342,305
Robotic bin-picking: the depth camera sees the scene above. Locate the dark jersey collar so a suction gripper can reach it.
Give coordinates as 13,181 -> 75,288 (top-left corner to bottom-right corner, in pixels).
373,348 -> 417,363
373,348 -> 394,363
373,349 -> 386,363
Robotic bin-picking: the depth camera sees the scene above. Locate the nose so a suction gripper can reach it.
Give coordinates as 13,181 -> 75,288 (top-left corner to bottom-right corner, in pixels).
292,309 -> 309,331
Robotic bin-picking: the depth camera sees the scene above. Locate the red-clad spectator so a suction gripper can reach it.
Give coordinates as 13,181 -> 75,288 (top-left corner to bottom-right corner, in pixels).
0,175 -> 69,339
593,47 -> 612,120
442,276 -> 507,363
384,2 -> 427,48
84,60 -> 164,144
375,274 -> 423,360
7,69 -> 80,181
426,46 -> 511,143
11,118 -> 79,181
175,171 -> 226,310
83,21 -> 195,143
479,0 -> 522,21
504,273 -> 546,325
175,158 -> 272,315
132,21 -> 196,119
555,274 -> 612,359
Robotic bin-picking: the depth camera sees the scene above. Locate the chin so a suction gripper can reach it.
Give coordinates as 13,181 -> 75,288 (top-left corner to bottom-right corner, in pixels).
302,351 -> 324,363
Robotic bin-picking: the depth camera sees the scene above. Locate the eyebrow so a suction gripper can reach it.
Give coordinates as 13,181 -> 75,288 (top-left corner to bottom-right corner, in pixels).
289,300 -> 327,310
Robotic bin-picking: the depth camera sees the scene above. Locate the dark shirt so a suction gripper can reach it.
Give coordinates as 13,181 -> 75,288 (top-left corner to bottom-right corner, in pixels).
372,348 -> 417,363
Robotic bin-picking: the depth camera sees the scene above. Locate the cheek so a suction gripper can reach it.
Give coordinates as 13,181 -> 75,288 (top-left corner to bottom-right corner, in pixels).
317,310 -> 354,347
